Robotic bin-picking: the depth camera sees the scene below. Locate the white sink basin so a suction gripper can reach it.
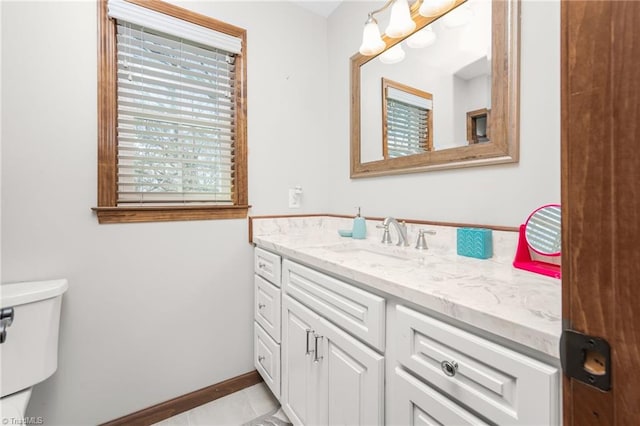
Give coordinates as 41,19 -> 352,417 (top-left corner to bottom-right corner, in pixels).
316,241 -> 428,264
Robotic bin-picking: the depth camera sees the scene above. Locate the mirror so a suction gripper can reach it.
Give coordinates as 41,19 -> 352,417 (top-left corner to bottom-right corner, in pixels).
525,204 -> 561,256
351,0 -> 520,177
513,204 -> 561,279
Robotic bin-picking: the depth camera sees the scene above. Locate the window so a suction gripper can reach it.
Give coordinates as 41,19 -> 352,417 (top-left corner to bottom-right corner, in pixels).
382,78 -> 433,159
95,0 -> 248,223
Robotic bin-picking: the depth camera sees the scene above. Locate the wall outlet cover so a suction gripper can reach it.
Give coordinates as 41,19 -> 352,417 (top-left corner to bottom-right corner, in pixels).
288,188 -> 301,208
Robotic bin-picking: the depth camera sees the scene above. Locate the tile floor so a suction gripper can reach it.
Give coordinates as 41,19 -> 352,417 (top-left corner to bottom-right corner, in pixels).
152,383 -> 283,426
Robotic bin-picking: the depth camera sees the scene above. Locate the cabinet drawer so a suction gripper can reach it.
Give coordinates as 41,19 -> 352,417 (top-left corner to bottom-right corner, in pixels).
391,367 -> 489,426
255,322 -> 281,399
395,305 -> 559,425
255,248 -> 281,286
282,259 -> 385,351
255,275 -> 281,342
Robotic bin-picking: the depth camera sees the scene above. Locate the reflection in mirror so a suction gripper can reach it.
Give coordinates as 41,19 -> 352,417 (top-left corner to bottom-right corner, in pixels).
382,78 -> 433,159
525,205 -> 561,256
362,0 -> 491,161
467,108 -> 490,144
351,0 -> 520,177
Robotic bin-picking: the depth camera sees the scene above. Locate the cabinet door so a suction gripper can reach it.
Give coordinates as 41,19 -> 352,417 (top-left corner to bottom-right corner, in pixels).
390,367 -> 490,426
316,316 -> 385,426
255,247 -> 281,286
254,322 -> 280,399
255,275 -> 281,342
282,296 -> 321,426
395,305 -> 559,425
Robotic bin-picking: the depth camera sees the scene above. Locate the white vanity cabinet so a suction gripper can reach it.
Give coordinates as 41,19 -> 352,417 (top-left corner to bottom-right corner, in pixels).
253,248 -> 282,399
252,244 -> 560,426
281,260 -> 385,426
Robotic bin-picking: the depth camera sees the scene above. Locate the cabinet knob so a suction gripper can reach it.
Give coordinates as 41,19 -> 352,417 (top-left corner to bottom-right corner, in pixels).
258,261 -> 267,269
441,360 -> 459,377
258,303 -> 266,309
258,355 -> 265,363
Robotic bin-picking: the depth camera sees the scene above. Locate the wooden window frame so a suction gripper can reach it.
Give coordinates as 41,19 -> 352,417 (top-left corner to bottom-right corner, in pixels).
93,0 -> 249,224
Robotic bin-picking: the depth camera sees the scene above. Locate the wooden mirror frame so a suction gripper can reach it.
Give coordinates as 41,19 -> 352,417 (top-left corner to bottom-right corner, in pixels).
350,0 -> 520,178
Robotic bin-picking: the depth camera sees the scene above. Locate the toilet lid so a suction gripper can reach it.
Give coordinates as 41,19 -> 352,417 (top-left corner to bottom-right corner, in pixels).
1,388 -> 31,421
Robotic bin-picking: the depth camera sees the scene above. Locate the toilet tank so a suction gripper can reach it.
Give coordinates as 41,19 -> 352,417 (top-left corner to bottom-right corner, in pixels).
0,279 -> 68,397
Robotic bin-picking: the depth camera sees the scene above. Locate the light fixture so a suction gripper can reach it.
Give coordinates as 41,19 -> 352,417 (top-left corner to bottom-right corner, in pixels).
379,44 -> 406,64
358,0 -> 461,57
359,15 -> 386,56
419,0 -> 456,18
406,26 -> 436,48
385,0 -> 416,38
359,0 -> 415,57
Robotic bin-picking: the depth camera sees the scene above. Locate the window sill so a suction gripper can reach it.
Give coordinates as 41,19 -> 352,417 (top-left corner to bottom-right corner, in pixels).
92,205 -> 250,224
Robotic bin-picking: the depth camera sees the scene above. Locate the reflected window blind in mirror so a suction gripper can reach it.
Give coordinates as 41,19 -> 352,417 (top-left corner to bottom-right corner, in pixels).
108,0 -> 242,205
384,83 -> 433,159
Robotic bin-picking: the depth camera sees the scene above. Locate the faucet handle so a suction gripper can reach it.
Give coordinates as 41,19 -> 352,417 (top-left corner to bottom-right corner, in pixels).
376,224 -> 393,244
415,229 -> 436,250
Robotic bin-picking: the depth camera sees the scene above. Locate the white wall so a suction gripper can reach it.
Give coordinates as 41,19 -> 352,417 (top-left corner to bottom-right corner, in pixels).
453,74 -> 491,145
0,1 -> 328,424
327,0 -> 561,226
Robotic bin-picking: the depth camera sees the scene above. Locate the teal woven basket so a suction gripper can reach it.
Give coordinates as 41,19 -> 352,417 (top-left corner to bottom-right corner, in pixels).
457,228 -> 493,259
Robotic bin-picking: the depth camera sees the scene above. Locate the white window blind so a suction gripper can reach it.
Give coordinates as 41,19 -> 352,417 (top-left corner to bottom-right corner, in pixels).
386,98 -> 430,158
108,0 -> 242,54
115,21 -> 238,204
387,86 -> 433,110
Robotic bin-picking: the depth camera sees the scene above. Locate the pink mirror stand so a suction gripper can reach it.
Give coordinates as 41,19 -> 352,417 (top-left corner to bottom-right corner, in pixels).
513,204 -> 562,279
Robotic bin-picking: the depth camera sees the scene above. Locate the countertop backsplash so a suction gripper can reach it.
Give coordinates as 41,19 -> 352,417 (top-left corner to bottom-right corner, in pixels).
251,215 -> 518,264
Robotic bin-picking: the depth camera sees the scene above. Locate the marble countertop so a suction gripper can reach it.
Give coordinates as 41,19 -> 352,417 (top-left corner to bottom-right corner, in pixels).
251,216 -> 562,359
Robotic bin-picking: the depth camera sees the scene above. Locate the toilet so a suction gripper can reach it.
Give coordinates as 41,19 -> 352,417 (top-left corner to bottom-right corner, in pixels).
0,279 -> 68,422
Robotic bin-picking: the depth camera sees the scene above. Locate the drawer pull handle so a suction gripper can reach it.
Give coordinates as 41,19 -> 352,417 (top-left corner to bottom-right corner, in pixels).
258,303 -> 266,309
441,360 -> 459,377
258,355 -> 265,363
305,329 -> 314,355
313,334 -> 324,363
258,261 -> 267,269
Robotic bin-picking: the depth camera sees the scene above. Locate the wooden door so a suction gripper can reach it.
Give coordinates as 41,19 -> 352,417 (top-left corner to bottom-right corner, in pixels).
562,1 -> 640,424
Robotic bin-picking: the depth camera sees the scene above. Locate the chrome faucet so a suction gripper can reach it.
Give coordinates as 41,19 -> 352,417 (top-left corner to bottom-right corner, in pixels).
382,217 -> 409,247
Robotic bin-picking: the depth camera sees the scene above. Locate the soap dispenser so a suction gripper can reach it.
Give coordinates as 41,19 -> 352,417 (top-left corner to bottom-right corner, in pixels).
352,207 -> 367,239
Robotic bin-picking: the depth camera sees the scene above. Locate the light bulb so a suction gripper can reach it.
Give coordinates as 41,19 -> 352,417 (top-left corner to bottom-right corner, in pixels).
359,17 -> 386,56
419,0 -> 456,18
385,0 -> 416,38
406,26 -> 436,48
379,44 -> 406,64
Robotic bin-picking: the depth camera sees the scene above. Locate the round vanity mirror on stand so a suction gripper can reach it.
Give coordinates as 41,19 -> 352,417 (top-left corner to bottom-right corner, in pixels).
513,204 -> 562,278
